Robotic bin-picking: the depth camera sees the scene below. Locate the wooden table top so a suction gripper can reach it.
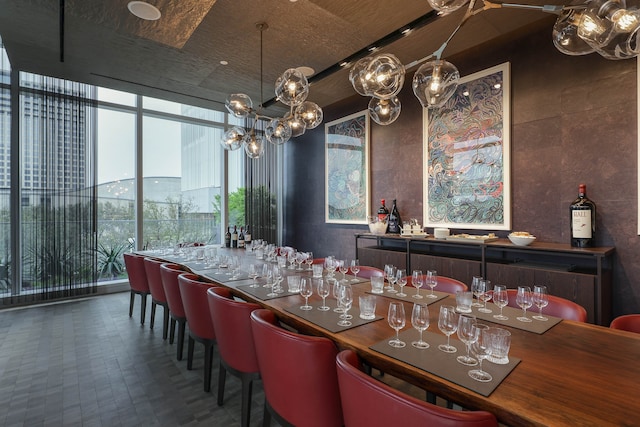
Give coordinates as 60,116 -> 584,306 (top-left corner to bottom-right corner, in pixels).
141,248 -> 640,427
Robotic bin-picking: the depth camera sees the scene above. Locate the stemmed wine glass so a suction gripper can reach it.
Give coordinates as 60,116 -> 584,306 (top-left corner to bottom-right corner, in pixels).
468,324 -> 493,382
425,270 -> 438,299
300,278 -> 313,310
339,260 -> 349,280
387,302 -> 406,348
267,266 -> 281,297
337,283 -> 353,327
305,252 -> 314,270
288,250 -> 297,270
396,270 -> 408,297
471,276 -> 483,307
516,286 -> 533,322
492,285 -> 509,320
325,257 -> 337,278
411,303 -> 430,349
456,314 -> 478,366
350,259 -> 360,282
296,252 -> 306,270
248,264 -> 259,288
262,264 -> 272,288
533,285 -> 549,321
411,270 -> 423,299
438,305 -> 459,353
478,279 -> 493,313
316,278 -> 330,311
384,265 -> 397,292
331,278 -> 343,313
387,266 -> 398,293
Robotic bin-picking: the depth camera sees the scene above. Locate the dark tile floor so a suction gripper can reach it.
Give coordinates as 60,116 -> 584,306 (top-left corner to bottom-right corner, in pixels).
0,291 -> 438,427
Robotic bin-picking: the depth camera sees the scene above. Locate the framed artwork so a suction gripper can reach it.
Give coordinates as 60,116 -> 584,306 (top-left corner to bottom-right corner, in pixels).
423,62 -> 511,230
325,110 -> 370,224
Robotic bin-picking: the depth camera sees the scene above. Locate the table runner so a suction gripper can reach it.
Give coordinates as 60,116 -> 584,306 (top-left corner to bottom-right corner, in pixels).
366,288 -> 449,306
284,299 -> 383,333
467,305 -> 562,334
236,283 -> 300,301
370,330 -> 520,397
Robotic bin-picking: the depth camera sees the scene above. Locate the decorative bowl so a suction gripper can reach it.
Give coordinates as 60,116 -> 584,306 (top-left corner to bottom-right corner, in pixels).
508,233 -> 536,246
368,217 -> 388,235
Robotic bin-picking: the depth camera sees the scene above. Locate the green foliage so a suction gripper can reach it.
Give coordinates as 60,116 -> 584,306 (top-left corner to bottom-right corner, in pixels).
213,187 -> 246,227
96,242 -> 127,279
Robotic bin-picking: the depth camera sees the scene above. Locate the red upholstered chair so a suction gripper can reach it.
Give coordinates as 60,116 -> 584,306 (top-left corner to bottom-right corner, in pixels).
505,289 -> 587,322
312,258 -> 325,265
207,287 -> 261,427
336,349 -> 498,427
178,273 -> 218,392
355,266 -> 384,279
407,275 -> 468,293
250,309 -> 343,427
143,257 -> 170,339
160,263 -> 188,360
610,314 -> 640,333
123,253 -> 150,325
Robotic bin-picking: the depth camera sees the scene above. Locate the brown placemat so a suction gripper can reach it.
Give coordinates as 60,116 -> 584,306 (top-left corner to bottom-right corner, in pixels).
366,288 -> 450,306
467,305 -> 562,334
203,271 -> 251,283
284,299 -> 383,333
236,284 -> 300,301
370,330 -> 520,397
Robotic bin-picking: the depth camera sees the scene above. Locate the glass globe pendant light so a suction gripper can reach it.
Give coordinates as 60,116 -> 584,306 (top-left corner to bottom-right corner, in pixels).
221,126 -> 245,150
265,117 -> 292,145
368,96 -> 401,125
427,0 -> 471,16
243,132 -> 265,159
553,10 -> 596,55
349,57 -> 374,96
285,113 -> 306,137
412,59 -> 460,109
364,53 -> 406,99
225,93 -> 253,118
295,101 -> 324,129
275,68 -> 310,106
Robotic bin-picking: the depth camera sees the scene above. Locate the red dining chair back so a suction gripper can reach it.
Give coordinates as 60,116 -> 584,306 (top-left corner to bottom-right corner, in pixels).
250,309 -> 343,427
207,287 -> 261,427
123,253 -> 150,325
178,273 -> 218,392
610,314 -> 640,333
160,263 -> 188,360
407,275 -> 468,293
336,349 -> 498,427
505,289 -> 587,322
355,266 -> 384,279
312,257 -> 325,265
143,257 -> 170,339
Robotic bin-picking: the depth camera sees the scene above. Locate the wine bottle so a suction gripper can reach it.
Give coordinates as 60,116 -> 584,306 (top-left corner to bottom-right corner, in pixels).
224,227 -> 231,248
570,184 -> 596,248
377,199 -> 389,222
388,199 -> 402,234
244,225 -> 252,246
238,227 -> 245,249
231,225 -> 238,248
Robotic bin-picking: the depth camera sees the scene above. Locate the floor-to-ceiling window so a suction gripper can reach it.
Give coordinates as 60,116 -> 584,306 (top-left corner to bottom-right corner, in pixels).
0,41 -> 11,297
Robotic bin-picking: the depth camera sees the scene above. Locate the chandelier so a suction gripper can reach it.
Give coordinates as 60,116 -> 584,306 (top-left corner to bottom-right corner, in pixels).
350,0 -> 640,125
221,23 -> 324,159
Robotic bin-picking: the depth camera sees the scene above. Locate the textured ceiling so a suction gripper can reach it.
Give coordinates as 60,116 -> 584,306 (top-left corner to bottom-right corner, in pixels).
0,0 -> 564,115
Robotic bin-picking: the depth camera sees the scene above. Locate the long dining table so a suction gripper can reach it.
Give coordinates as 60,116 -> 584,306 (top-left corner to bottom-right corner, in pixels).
141,247 -> 640,427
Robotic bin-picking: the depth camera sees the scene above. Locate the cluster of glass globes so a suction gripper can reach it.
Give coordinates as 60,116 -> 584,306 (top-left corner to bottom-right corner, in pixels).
221,68 -> 324,159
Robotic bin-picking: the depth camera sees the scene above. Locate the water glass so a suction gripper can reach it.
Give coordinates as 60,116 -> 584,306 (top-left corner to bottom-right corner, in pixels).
486,327 -> 511,365
370,275 -> 384,294
455,291 -> 473,313
287,275 -> 301,293
359,295 -> 376,320
312,263 -> 323,278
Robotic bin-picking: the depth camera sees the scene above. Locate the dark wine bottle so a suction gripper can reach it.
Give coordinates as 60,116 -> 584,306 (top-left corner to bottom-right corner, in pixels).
244,225 -> 252,246
238,227 -> 245,249
570,184 -> 596,248
224,227 -> 231,248
388,199 -> 402,234
231,225 -> 238,248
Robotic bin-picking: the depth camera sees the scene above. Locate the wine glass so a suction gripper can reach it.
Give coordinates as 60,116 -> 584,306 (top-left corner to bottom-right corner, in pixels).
411,303 -> 430,349
296,251 -> 306,270
425,270 -> 438,299
305,251 -> 314,270
468,324 -> 493,382
325,256 -> 337,278
533,285 -> 549,321
384,265 -> 397,292
456,314 -> 478,366
316,278 -> 330,311
337,282 -> 353,327
396,270 -> 408,297
478,279 -> 493,313
350,259 -> 360,282
387,266 -> 398,293
267,266 -> 281,297
516,286 -> 533,322
387,302 -> 406,348
288,250 -> 297,270
248,264 -> 259,288
300,277 -> 313,310
411,270 -> 423,299
437,305 -> 459,353
331,278 -> 343,313
471,276 -> 483,307
261,264 -> 271,288
339,259 -> 349,280
492,285 -> 509,320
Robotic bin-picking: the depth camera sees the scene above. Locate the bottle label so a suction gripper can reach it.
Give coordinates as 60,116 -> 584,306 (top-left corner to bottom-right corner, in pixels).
572,210 -> 592,238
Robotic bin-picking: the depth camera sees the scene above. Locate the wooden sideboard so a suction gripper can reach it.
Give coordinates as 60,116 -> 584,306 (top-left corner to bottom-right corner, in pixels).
355,234 -> 615,325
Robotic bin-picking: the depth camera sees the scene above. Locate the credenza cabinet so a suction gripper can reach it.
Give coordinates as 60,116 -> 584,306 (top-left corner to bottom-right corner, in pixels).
355,234 -> 614,325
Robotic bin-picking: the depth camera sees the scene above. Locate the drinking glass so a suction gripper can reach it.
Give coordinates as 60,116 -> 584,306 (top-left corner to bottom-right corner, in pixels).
471,276 -> 483,307
296,252 -> 306,270
267,266 -> 281,297
387,302 -> 406,348
533,285 -> 549,321
478,280 -> 493,313
350,259 -> 360,282
492,285 -> 509,320
337,283 -> 353,327
516,286 -> 533,322
316,278 -> 330,311
325,256 -> 337,278
248,264 -> 259,288
468,325 -> 493,382
437,305 -> 459,353
396,270 -> 408,297
425,270 -> 438,299
456,314 -> 478,366
486,327 -> 511,364
411,303 -> 430,349
305,251 -> 314,270
411,270 -> 423,299
339,259 -> 349,280
288,250 -> 297,270
385,265 -> 397,292
300,277 -> 313,310
387,266 -> 398,293
261,264 -> 271,288
331,278 -> 344,313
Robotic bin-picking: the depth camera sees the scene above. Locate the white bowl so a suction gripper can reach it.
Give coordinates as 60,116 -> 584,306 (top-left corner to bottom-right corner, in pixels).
508,234 -> 536,246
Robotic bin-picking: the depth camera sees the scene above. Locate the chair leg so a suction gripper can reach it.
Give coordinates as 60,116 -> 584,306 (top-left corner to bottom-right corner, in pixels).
177,320 -> 186,361
217,361 -> 226,406
150,301 -> 157,329
187,336 -> 195,370
426,391 -> 437,404
262,401 -> 271,427
169,318 -> 176,344
240,374 -> 254,427
140,293 -> 147,325
162,306 -> 170,340
129,291 -> 135,317
204,342 -> 214,393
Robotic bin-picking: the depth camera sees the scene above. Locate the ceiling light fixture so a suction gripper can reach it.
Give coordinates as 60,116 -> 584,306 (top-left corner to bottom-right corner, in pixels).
351,0 -> 640,124
127,1 -> 161,21
221,23 -> 324,159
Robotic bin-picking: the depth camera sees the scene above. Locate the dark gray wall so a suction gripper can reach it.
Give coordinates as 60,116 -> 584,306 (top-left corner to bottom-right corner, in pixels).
283,27 -> 639,317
